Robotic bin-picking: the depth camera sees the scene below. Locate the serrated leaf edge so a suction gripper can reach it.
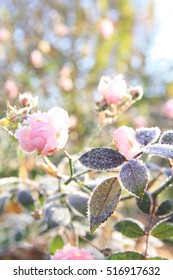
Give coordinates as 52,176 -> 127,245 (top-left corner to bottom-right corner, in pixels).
114,218 -> 145,232
88,177 -> 121,234
151,218 -> 173,235
118,160 -> 149,199
160,130 -> 173,144
135,126 -> 160,146
107,250 -> 145,260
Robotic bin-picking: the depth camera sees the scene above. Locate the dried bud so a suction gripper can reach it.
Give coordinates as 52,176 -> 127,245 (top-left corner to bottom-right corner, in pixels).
129,85 -> 143,100
19,92 -> 38,108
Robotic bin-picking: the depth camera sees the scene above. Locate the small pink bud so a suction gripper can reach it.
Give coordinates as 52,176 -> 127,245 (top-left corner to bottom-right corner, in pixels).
112,125 -> 141,159
98,74 -> 127,104
51,244 -> 94,260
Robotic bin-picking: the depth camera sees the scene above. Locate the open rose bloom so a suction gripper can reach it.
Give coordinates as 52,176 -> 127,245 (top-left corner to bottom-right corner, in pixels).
15,107 -> 70,156
98,74 -> 127,104
112,125 -> 141,159
51,245 -> 94,260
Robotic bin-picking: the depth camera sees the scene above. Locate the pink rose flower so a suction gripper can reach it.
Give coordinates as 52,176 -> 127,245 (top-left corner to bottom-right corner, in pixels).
15,107 -> 70,156
112,125 -> 141,159
51,245 -> 94,260
162,99 -> 173,118
98,74 -> 127,104
99,19 -> 115,39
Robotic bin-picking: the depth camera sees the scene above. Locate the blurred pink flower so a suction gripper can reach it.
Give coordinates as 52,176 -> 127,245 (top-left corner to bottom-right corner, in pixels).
15,107 -> 70,156
99,19 -> 115,39
4,80 -> 19,99
30,50 -> 44,68
59,76 -> 73,91
134,116 -> 147,128
51,245 -> 94,260
112,125 -> 141,159
98,74 -> 127,104
54,23 -> 69,37
162,99 -> 173,118
0,28 -> 11,42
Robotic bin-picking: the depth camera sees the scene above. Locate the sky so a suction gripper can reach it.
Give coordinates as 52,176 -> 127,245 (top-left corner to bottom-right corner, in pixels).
150,0 -> 173,60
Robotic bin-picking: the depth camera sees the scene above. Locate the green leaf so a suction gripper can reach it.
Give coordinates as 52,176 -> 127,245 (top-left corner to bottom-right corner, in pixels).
151,219 -> 173,239
114,218 -> 145,238
67,194 -> 88,216
147,257 -> 168,260
119,160 -> 149,199
160,130 -> 173,145
17,190 -> 35,211
135,127 -> 160,146
108,251 -> 144,260
156,199 -> 173,217
50,235 -> 64,254
0,194 -> 10,214
144,144 -> 173,159
136,192 -> 152,215
88,177 -> 121,234
44,205 -> 71,229
79,148 -> 126,170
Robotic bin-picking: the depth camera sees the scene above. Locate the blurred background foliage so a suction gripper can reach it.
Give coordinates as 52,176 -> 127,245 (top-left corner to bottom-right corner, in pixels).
1,0 -> 173,259
1,0 -> 173,164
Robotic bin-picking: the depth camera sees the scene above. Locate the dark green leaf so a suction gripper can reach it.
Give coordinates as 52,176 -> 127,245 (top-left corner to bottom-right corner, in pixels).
136,192 -> 152,215
79,148 -> 126,170
135,127 -> 160,146
119,160 -> 149,199
0,194 -> 10,214
17,190 -> 35,211
144,144 -> 173,159
44,205 -> 71,229
108,251 -> 144,260
50,235 -> 64,254
160,130 -> 173,145
67,194 -> 88,216
156,199 -> 173,217
89,177 -> 121,234
147,257 -> 168,260
151,219 -> 173,239
114,218 -> 145,238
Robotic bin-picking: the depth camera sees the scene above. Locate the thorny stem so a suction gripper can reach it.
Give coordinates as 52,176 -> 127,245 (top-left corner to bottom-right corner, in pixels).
120,195 -> 133,201
43,156 -> 62,179
72,178 -> 92,191
144,175 -> 173,258
144,196 -> 157,258
79,235 -> 101,252
62,149 -> 74,177
64,169 -> 92,185
0,177 -> 39,190
152,175 -> 173,197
